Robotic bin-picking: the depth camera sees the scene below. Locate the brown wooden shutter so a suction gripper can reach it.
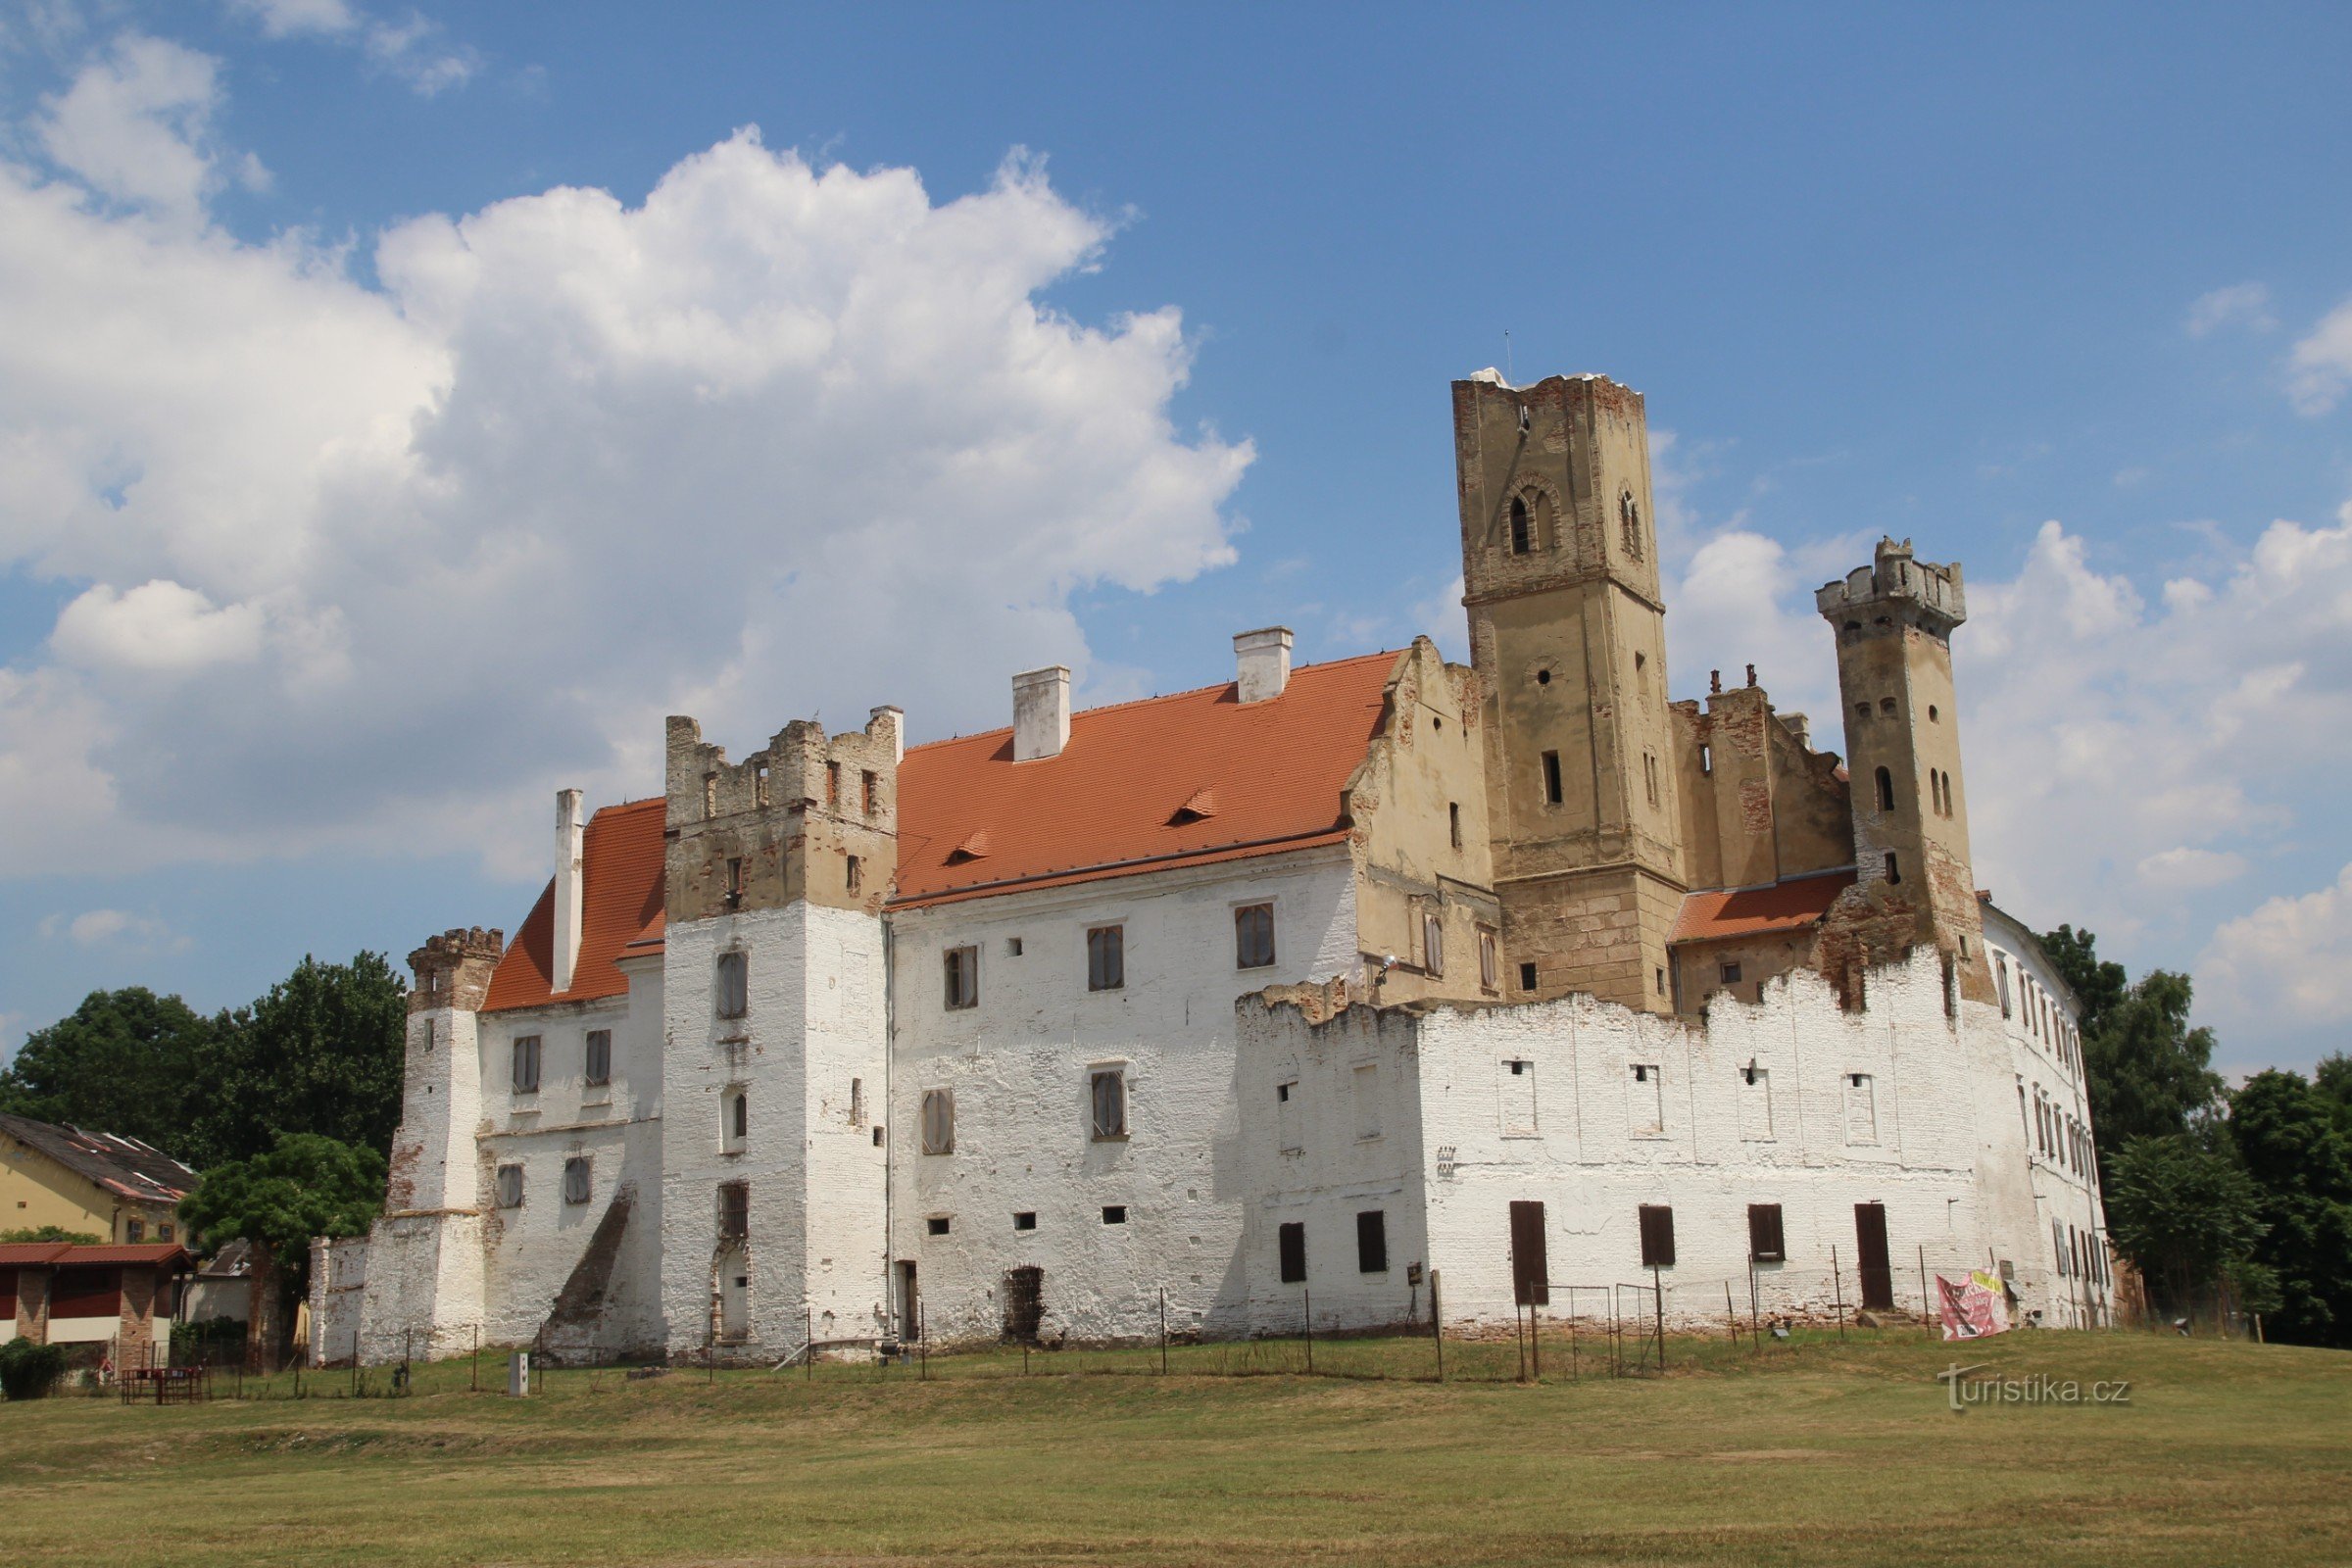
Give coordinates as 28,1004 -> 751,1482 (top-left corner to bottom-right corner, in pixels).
1746,1203 -> 1785,1263
1639,1204 -> 1676,1268
1509,1200 -> 1549,1304
1278,1221 -> 1306,1284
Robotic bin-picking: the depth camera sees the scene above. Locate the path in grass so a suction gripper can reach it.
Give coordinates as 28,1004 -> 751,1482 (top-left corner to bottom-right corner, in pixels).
4,1330 -> 2346,1567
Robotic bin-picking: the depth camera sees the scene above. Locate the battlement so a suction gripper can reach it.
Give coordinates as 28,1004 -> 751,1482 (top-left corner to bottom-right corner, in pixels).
407,927 -> 505,1014
1816,537 -> 1966,635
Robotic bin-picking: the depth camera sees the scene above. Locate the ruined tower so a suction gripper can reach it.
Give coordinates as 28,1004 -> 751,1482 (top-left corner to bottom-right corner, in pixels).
1816,538 -> 1993,1004
658,706 -> 902,1357
1455,370 -> 1685,1012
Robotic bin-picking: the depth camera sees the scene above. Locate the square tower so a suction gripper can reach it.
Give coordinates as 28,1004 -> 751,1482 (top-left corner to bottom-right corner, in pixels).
658,706 -> 902,1359
1454,370 -> 1686,1012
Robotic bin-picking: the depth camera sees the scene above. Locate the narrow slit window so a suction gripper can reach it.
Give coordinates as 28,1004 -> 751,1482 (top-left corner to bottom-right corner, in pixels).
861,769 -> 877,814
1541,751 -> 1563,805
825,760 -> 841,805
1478,928 -> 1498,991
1278,1221 -> 1306,1283
1423,912 -> 1445,977
1508,495 -> 1532,555
1875,765 -> 1895,811
1884,852 -> 1901,885
1449,801 -> 1462,849
846,853 -> 862,894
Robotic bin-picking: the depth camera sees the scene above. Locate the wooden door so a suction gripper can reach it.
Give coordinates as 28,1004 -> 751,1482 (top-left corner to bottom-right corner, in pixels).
1853,1202 -> 1894,1310
1509,1200 -> 1549,1305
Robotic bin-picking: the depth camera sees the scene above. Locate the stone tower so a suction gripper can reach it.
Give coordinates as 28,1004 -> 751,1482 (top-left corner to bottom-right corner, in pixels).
658,705 -> 903,1358
1815,538 -> 1993,1004
1454,370 -> 1686,1012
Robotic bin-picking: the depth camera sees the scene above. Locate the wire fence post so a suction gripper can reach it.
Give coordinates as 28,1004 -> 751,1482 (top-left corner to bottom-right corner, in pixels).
1832,1246 -> 1847,1343
1568,1293 -> 1579,1382
1651,1265 -> 1665,1372
1429,1268 -> 1444,1384
1725,1279 -> 1738,1352
1159,1287 -> 1168,1376
918,1300 -> 928,1381
1531,1286 -> 1543,1382
1302,1287 -> 1313,1375
471,1323 -> 479,1393
1749,1263 -> 1762,1352
806,1305 -> 813,1383
1919,1245 -> 1933,1339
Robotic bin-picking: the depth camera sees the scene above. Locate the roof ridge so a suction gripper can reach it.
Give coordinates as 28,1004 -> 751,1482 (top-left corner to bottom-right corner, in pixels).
901,648 -> 1406,756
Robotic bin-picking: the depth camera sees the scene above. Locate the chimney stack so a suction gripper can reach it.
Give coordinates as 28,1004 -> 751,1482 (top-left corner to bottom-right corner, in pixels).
1234,627 -> 1293,703
553,789 -> 585,994
1011,666 -> 1070,760
869,706 -> 906,762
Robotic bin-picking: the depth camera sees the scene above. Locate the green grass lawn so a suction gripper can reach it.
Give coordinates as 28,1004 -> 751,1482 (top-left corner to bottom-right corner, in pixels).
2,1328 -> 2345,1567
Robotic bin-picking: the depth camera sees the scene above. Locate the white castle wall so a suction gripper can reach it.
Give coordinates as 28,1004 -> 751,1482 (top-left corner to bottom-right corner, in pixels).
887,848 -> 1358,1345
660,901 -> 889,1359
1239,947 -> 2105,1335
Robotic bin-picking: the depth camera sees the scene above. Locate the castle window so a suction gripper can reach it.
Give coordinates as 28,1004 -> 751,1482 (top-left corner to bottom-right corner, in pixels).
944,945 -> 979,1009
1235,904 -> 1276,969
1720,962 -> 1742,986
1478,928 -> 1498,992
563,1156 -> 591,1205
1014,1211 -> 1037,1231
850,1076 -> 864,1126
1090,1068 -> 1127,1140
1996,956 -> 2012,1017
1855,702 -> 1871,719
1619,491 -> 1644,562
1278,1221 -> 1306,1283
1519,961 -> 1538,992
725,857 -> 744,905
1880,697 -> 1897,715
512,1035 -> 541,1094
1509,495 -> 1532,555
920,1088 -> 955,1154
1423,912 -> 1445,977
126,1218 -> 144,1243
1536,668 -> 1551,686
1449,802 -> 1462,849
1006,937 -> 1023,956
1102,1205 -> 1128,1225
1644,752 -> 1660,808
717,1180 -> 748,1237
1087,925 -> 1125,992
846,853 -> 862,894
1638,1204 -> 1676,1267
1929,705 -> 1939,722
1931,771 -> 1943,815
755,762 -> 769,807
729,1088 -> 749,1144
1541,751 -> 1563,805
927,1215 -> 951,1236
496,1164 -> 524,1208
825,760 -> 841,806
584,1029 -> 612,1087
716,953 -> 749,1019
1699,743 -> 1712,775
1357,1210 -> 1390,1274
1747,1203 -> 1786,1263
1875,766 -> 1895,810
862,769 -> 878,814
1884,852 -> 1901,885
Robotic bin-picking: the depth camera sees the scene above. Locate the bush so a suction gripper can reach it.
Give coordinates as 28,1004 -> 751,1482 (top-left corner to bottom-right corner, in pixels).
0,1339 -> 69,1400
171,1316 -> 248,1364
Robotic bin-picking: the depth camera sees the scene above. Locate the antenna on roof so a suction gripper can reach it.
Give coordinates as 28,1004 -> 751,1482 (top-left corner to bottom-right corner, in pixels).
1503,328 -> 1513,384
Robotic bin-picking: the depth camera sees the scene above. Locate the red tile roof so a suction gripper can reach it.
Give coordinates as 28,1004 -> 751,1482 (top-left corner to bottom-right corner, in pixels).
0,1242 -> 71,1265
0,1242 -> 190,1268
1670,867 -> 1856,945
893,652 -> 1399,907
478,653 -> 1402,1009
482,798 -> 666,1013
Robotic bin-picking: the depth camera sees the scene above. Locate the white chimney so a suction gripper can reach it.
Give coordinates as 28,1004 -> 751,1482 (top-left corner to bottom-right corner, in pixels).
1012,665 -> 1070,760
1234,627 -> 1294,703
552,788 -> 585,994
869,705 -> 905,762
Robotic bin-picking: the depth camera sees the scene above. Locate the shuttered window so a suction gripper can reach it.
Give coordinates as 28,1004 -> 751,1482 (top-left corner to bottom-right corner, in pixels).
1235,904 -> 1276,969
563,1156 -> 591,1205
1746,1202 -> 1786,1263
1478,928 -> 1498,991
715,953 -> 748,1019
944,946 -> 979,1009
1278,1221 -> 1307,1284
1087,925 -> 1124,992
583,1029 -> 612,1086
495,1163 -> 524,1208
1638,1204 -> 1676,1268
921,1089 -> 956,1154
512,1035 -> 541,1093
1090,1069 -> 1127,1139
1423,914 -> 1445,977
1356,1210 -> 1389,1274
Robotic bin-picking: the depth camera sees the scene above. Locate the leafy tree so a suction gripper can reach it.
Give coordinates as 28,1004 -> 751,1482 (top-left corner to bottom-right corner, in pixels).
176,1133 -> 386,1304
2040,924 -> 2130,1042
2103,1132 -> 2266,1315
2082,972 -> 2226,1176
2314,1052 -> 2352,1139
0,1226 -> 103,1245
2228,1070 -> 2352,1347
190,953 -> 408,1165
0,988 -> 217,1154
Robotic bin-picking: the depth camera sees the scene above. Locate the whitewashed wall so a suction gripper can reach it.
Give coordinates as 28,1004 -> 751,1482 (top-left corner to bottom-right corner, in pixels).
888,848 -> 1358,1345
660,901 -> 889,1359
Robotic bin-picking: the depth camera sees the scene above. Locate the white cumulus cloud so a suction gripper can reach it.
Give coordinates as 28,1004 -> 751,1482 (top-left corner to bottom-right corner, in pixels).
2288,296 -> 2352,416
2201,860 -> 2352,1028
0,52 -> 1250,880
2185,282 -> 2275,338
225,0 -> 476,96
34,32 -> 258,226
37,907 -> 188,951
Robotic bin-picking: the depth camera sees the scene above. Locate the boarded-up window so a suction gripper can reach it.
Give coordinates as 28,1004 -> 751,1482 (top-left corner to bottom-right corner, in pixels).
1638,1204 -> 1676,1268
512,1035 -> 541,1093
1352,1062 -> 1381,1141
1509,1200 -> 1549,1305
1739,1065 -> 1773,1140
563,1156 -> 591,1204
1629,1062 -> 1663,1137
921,1089 -> 956,1154
1423,913 -> 1445,977
1235,904 -> 1276,969
718,1180 -> 749,1237
1091,1069 -> 1127,1139
584,1029 -> 612,1086
1278,1221 -> 1307,1284
1747,1202 -> 1786,1263
1356,1210 -> 1389,1274
1087,925 -> 1124,992
1844,1072 -> 1878,1145
1478,928 -> 1498,991
1499,1059 -> 1538,1137
944,946 -> 978,1009
715,953 -> 748,1019
495,1163 -> 524,1208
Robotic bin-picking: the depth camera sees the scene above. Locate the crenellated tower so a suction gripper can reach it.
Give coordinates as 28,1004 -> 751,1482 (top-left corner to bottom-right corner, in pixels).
1816,538 -> 1994,1004
657,705 -> 902,1359
1454,369 -> 1686,1012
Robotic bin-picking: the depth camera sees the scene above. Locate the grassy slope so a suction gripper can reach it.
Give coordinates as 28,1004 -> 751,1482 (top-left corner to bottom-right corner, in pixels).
2,1331 -> 2345,1567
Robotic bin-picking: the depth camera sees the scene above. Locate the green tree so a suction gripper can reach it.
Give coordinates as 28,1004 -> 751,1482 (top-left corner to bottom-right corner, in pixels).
2040,924 -> 2130,1042
2228,1070 -> 2352,1347
0,988 -> 217,1153
2104,1132 -> 2266,1315
2313,1052 -> 2352,1139
190,953 -> 408,1165
176,1133 -> 386,1305
2082,971 -> 2226,1175
0,1225 -> 103,1245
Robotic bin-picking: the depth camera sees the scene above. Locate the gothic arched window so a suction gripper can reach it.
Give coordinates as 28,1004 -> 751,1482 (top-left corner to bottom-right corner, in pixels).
1509,495 -> 1532,555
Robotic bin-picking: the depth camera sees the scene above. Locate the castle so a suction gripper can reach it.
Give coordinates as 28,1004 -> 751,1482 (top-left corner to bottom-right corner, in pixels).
320,369 -> 2112,1363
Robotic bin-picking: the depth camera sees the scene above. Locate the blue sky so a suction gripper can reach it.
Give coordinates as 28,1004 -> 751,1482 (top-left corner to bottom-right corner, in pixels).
1,2 -> 2348,1078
